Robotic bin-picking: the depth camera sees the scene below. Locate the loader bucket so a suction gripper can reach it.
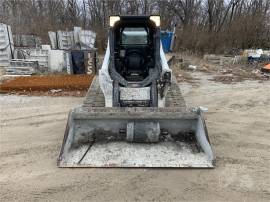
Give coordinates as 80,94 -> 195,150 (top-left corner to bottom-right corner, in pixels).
58,107 -> 215,168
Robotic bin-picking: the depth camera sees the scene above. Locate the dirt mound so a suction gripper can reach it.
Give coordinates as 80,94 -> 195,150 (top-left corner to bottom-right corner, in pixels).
0,75 -> 93,95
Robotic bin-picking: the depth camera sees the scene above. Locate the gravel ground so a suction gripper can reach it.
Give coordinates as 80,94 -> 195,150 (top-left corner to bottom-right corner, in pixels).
0,71 -> 269,202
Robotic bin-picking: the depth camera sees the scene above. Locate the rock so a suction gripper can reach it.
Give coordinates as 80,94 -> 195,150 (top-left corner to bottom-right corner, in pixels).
188,65 -> 197,71
50,89 -> 62,93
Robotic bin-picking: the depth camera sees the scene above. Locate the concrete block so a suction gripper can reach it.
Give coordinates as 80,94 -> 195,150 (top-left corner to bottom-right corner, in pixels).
0,23 -> 14,68
48,50 -> 65,72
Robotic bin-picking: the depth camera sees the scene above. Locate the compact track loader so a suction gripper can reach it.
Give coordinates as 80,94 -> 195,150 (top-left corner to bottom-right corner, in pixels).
58,16 -> 215,168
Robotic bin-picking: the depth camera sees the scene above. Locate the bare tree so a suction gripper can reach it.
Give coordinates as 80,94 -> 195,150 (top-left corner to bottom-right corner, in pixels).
0,0 -> 269,53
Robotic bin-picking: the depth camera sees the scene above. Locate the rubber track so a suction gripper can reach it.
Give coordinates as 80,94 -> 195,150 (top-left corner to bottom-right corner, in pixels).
82,77 -> 105,107
82,76 -> 186,109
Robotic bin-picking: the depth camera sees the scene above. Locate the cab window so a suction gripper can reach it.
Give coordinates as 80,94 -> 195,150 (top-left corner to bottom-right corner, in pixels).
121,27 -> 148,45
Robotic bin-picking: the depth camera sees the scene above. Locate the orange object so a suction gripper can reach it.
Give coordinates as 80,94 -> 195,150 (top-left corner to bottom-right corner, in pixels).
263,64 -> 270,69
261,64 -> 270,73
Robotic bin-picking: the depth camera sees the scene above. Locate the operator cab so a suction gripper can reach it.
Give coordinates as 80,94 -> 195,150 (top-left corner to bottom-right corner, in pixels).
110,16 -> 159,82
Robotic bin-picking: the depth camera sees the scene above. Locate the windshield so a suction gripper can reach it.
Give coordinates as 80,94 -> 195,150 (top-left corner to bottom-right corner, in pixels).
121,27 -> 148,45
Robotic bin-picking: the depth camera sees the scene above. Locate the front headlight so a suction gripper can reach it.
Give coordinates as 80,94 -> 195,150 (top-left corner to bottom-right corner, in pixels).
109,16 -> 120,27
150,16 -> 160,27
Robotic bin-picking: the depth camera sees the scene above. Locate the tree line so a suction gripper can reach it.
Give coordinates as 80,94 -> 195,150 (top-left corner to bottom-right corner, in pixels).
0,0 -> 269,54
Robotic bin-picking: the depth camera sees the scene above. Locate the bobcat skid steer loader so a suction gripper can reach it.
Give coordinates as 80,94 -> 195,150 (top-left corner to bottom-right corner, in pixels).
58,16 -> 215,168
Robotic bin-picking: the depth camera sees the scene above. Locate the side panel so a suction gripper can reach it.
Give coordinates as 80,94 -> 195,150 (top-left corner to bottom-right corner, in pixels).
99,40 -> 113,107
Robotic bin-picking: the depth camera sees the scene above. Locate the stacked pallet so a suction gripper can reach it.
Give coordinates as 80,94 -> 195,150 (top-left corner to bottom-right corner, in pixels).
5,59 -> 38,75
